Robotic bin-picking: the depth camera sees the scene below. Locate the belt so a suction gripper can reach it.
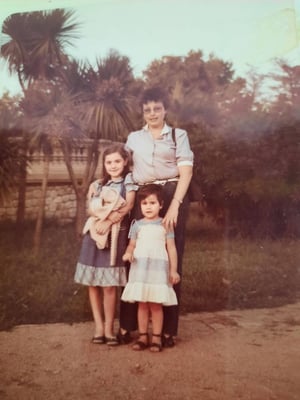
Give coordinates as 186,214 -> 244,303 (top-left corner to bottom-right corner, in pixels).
137,177 -> 179,186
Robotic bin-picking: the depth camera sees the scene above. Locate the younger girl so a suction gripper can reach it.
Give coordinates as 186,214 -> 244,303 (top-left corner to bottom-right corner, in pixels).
121,184 -> 180,352
74,144 -> 137,346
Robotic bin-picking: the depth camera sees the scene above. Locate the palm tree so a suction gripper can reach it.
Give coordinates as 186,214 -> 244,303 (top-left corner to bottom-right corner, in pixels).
1,13 -> 29,92
0,94 -> 26,228
1,14 -> 31,233
20,81 -> 57,254
79,50 -> 137,140
2,12 -> 138,242
21,51 -> 138,237
1,9 -> 80,252
20,75 -> 90,239
0,136 -> 26,203
1,9 -> 80,90
60,52 -> 138,235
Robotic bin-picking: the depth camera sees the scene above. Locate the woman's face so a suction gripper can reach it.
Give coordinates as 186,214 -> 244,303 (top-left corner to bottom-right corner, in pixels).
142,101 -> 166,129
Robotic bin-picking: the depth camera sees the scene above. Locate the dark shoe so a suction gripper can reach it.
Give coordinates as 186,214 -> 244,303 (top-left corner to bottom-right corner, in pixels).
132,333 -> 148,351
162,335 -> 175,348
117,329 -> 132,345
91,335 -> 106,344
149,333 -> 162,353
105,336 -> 119,347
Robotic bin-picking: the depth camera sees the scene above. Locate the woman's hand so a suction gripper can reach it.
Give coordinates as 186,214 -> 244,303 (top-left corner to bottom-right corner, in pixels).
95,220 -> 112,235
162,199 -> 179,229
108,211 -> 121,224
162,164 -> 193,230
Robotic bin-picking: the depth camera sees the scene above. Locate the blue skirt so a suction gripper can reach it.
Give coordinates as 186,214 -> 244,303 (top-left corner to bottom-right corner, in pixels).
74,225 -> 128,287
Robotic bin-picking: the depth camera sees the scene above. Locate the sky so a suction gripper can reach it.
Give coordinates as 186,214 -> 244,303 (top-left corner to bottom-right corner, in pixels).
0,0 -> 300,96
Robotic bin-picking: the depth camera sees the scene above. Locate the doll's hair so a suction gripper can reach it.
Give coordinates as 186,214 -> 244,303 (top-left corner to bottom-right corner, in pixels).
101,143 -> 131,185
137,184 -> 163,205
140,87 -> 169,109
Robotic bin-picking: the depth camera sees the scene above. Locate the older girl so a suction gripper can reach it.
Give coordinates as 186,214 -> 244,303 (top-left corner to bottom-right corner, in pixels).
74,144 -> 137,346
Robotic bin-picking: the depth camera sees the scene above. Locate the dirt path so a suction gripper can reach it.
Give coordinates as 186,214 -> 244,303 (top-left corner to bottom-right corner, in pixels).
1,302 -> 300,400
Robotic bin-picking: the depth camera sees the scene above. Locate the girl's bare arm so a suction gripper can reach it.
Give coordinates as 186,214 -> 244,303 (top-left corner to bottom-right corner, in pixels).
122,239 -> 136,263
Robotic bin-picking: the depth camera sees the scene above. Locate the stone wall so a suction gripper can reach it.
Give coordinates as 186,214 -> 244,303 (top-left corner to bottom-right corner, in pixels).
0,183 -> 77,224
0,139 -> 112,224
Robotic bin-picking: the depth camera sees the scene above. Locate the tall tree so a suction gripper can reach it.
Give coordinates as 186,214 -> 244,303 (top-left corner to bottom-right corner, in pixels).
20,51 -> 138,237
143,51 -> 237,211
20,81 -> 58,254
1,9 -> 80,251
144,51 -> 234,127
0,94 -> 25,205
62,51 -> 138,235
1,9 -> 80,89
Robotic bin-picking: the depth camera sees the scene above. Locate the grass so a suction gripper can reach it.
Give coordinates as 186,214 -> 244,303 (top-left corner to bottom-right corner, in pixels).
0,222 -> 90,331
181,237 -> 300,313
0,217 -> 300,331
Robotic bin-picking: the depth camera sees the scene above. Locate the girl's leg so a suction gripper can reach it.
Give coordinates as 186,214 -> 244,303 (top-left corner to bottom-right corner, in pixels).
132,302 -> 149,350
137,302 -> 150,336
149,302 -> 163,351
103,286 -> 117,338
88,286 -> 104,337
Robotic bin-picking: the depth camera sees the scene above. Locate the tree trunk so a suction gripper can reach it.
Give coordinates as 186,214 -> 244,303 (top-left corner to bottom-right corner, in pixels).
15,138 -> 29,245
75,188 -> 87,239
60,138 -> 99,237
33,154 -> 50,256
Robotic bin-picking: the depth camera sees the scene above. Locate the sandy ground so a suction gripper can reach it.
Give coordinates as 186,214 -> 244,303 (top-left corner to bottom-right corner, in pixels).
1,302 -> 300,400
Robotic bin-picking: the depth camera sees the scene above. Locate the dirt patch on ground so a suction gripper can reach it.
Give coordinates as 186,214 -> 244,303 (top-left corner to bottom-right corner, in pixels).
1,302 -> 300,400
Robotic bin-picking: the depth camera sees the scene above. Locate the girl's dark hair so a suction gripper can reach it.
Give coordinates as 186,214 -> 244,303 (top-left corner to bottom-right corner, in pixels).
101,143 -> 131,185
137,184 -> 163,205
140,87 -> 169,109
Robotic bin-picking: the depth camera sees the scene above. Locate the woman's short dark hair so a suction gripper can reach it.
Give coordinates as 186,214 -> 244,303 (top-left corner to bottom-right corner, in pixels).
137,184 -> 163,205
140,87 -> 169,109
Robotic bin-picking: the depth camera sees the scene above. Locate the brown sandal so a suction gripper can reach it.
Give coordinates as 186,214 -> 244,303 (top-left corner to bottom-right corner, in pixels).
132,333 -> 148,351
105,336 -> 119,346
149,333 -> 162,353
91,336 -> 106,344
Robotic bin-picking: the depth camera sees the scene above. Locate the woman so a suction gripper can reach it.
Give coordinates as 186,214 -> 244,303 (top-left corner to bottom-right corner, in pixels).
118,87 -> 194,347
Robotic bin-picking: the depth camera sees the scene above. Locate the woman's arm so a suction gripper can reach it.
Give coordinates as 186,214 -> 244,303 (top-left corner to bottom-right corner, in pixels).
162,165 -> 193,230
166,237 -> 180,285
95,219 -> 112,235
96,190 -> 136,233
107,190 -> 136,224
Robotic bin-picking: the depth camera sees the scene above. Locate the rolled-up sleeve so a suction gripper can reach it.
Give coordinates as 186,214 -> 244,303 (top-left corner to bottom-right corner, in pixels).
175,129 -> 194,167
124,172 -> 139,192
